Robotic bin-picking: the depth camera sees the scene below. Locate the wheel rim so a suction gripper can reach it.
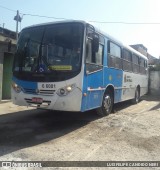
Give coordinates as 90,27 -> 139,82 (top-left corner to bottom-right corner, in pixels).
104,95 -> 112,112
135,90 -> 139,102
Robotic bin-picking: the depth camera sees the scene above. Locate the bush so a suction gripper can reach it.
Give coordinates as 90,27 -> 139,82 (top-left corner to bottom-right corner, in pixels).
149,64 -> 160,71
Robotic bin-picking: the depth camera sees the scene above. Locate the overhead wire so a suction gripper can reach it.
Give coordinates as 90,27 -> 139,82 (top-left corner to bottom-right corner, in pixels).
0,5 -> 16,12
22,13 -> 68,20
89,20 -> 160,25
1,4 -> 160,25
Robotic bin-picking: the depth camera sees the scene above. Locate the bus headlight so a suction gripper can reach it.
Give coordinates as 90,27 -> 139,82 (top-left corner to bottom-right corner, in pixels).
12,82 -> 22,93
57,84 -> 76,96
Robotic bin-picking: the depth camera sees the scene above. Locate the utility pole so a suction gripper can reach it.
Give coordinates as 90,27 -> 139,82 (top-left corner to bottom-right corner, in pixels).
14,10 -> 22,41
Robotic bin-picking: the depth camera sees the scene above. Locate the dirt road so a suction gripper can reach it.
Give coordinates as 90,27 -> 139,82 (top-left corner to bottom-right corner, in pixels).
0,95 -> 160,169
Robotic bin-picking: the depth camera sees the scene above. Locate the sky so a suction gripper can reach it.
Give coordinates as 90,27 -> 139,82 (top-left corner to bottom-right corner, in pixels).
0,0 -> 160,58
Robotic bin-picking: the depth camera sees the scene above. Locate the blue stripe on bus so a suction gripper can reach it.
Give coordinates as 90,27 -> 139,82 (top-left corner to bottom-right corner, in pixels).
81,68 -> 123,112
103,68 -> 123,103
81,69 -> 104,112
12,76 -> 37,90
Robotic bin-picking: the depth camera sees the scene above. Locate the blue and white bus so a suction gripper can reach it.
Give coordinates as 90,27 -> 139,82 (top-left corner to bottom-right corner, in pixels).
12,20 -> 148,116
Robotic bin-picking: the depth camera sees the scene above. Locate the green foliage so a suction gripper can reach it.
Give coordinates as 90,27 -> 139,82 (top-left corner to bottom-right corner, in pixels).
149,64 -> 160,71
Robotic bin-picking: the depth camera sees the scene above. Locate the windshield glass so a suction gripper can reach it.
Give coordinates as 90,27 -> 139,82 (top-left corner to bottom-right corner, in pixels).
13,23 -> 84,82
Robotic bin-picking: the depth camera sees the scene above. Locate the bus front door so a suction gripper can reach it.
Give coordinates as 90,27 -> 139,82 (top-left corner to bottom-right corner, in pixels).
85,64 -> 103,111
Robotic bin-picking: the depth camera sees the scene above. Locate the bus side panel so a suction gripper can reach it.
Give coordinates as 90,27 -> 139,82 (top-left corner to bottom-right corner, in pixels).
103,67 -> 123,103
81,81 -> 88,112
81,72 -> 89,112
81,70 -> 104,112
121,71 -> 148,101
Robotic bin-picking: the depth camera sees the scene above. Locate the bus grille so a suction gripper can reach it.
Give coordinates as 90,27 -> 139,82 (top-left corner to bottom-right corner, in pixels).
39,90 -> 55,95
23,88 -> 36,94
23,88 -> 55,95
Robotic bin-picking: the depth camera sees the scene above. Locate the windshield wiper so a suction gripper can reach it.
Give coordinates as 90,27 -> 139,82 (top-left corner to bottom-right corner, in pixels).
35,29 -> 46,73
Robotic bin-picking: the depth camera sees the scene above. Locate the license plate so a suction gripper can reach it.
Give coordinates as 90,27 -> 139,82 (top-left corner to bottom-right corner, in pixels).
32,97 -> 43,103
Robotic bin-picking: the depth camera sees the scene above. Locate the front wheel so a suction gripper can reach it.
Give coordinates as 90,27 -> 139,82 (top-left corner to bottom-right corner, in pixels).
96,89 -> 113,117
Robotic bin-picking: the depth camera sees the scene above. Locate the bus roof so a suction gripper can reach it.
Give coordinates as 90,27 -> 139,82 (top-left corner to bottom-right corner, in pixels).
23,20 -> 86,29
23,20 -> 148,60
91,23 -> 148,60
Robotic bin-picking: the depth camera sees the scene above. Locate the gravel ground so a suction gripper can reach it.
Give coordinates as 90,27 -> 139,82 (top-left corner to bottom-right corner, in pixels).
0,95 -> 160,170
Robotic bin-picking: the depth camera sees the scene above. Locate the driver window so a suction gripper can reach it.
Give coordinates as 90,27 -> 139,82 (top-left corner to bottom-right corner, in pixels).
86,38 -> 103,65
86,39 -> 92,63
86,36 -> 104,73
95,44 -> 103,65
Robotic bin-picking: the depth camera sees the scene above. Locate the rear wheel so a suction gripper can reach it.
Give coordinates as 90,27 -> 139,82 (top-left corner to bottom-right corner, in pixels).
96,89 -> 113,116
132,87 -> 140,104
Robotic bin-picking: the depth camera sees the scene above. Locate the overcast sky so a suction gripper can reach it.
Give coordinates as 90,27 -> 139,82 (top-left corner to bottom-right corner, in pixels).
0,0 -> 160,58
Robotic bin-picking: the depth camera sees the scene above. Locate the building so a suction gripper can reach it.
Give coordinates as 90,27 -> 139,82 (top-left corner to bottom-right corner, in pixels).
0,27 -> 16,101
130,44 -> 148,57
130,44 -> 159,65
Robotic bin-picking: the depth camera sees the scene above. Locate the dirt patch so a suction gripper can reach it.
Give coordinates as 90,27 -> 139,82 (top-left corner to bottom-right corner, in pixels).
0,95 -> 160,169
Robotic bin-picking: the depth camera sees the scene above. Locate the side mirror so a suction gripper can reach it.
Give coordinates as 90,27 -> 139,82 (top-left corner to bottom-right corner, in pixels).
92,33 -> 99,53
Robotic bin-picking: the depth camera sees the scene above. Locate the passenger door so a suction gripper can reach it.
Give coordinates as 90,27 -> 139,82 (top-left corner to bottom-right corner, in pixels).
84,31 -> 105,110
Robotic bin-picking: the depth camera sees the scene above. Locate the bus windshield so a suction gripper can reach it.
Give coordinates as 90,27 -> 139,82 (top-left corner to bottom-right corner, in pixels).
13,23 -> 84,82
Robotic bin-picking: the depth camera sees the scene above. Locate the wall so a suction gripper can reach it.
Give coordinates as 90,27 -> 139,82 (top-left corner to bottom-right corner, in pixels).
0,43 -> 5,101
0,42 -> 16,101
149,71 -> 160,96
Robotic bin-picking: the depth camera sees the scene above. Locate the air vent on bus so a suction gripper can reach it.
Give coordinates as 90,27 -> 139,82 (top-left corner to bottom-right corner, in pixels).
23,88 -> 55,95
39,89 -> 55,95
23,88 -> 36,94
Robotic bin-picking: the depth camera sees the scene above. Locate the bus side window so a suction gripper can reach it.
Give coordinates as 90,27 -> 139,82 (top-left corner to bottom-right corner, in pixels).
139,57 -> 146,74
122,49 -> 132,72
86,39 -> 92,63
132,54 -> 140,73
95,44 -> 103,65
144,60 -> 148,74
86,37 -> 104,73
108,41 -> 122,69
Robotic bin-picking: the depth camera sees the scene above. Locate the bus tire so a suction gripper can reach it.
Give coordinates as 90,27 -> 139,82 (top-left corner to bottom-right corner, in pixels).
96,89 -> 113,116
132,87 -> 140,104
